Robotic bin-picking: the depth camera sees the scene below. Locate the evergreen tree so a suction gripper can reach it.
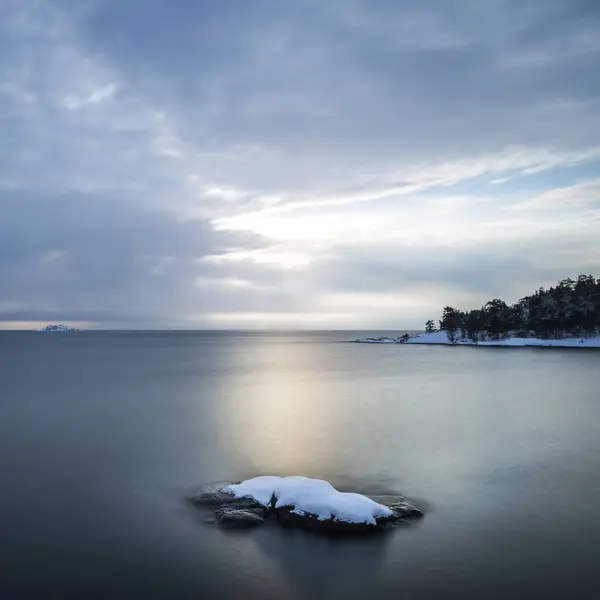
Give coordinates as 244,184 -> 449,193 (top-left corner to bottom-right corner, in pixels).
439,306 -> 463,343
425,320 -> 436,333
465,309 -> 485,342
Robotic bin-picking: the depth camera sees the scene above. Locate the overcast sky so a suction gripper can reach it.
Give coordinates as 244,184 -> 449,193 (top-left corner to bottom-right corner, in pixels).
2,0 -> 600,329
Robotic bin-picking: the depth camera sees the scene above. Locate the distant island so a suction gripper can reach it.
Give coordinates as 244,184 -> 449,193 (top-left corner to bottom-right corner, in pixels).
36,324 -> 79,332
355,274 -> 600,348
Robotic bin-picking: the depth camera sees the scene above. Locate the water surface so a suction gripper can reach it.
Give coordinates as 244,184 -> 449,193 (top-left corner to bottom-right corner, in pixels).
1,331 -> 599,599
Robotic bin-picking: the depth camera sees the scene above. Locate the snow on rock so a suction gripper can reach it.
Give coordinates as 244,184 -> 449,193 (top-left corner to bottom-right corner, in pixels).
224,476 -> 393,525
355,331 -> 600,348
354,335 -> 411,344
36,324 -> 79,332
191,476 -> 422,534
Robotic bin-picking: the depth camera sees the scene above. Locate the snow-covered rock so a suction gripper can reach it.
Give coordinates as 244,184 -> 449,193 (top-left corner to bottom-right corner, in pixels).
224,476 -> 393,525
354,337 -> 397,343
354,330 -> 600,348
36,324 -> 79,332
354,335 -> 411,344
191,476 -> 422,534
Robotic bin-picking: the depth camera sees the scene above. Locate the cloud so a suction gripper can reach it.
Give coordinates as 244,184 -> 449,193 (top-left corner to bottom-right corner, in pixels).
60,0 -> 600,177
510,178 -> 600,212
1,0 -> 599,328
0,189 -> 278,326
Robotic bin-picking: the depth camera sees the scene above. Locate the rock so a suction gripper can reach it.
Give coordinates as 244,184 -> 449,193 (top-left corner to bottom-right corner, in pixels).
214,507 -> 266,528
190,477 -> 424,536
369,495 -> 424,521
275,506 -> 396,534
190,488 -> 240,506
189,483 -> 271,525
191,491 -> 269,513
353,335 -> 415,344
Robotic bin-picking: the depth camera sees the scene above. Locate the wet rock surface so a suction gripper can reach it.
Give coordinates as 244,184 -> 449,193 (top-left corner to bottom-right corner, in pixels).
369,495 -> 424,521
213,507 -> 266,528
191,488 -> 268,513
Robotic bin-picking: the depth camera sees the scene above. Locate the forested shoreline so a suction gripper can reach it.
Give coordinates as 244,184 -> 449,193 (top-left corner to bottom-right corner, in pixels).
428,274 -> 600,343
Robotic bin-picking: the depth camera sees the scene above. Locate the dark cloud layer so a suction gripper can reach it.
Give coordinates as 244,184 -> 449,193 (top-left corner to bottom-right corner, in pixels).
0,190 -> 275,325
61,0 -> 600,167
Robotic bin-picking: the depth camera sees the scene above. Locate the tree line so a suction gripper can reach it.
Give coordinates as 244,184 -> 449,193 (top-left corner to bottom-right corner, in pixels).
426,274 -> 600,342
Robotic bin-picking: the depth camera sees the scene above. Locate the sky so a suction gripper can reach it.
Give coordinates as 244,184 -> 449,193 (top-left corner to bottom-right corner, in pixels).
1,0 -> 600,330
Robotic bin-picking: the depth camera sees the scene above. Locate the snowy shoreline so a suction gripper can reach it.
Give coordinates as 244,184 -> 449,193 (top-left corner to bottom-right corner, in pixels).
354,330 -> 600,348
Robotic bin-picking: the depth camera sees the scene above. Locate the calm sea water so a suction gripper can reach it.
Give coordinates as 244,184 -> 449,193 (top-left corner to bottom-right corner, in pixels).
1,331 -> 600,599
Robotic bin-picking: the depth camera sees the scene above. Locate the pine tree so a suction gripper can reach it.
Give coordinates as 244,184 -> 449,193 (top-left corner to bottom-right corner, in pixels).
439,307 -> 463,343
